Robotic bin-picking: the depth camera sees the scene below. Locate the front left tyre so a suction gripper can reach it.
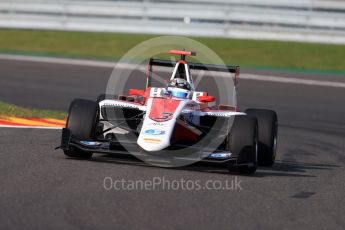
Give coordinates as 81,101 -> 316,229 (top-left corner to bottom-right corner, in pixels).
63,99 -> 99,159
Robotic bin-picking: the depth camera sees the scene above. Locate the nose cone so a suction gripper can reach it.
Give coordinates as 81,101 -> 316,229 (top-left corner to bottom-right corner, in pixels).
138,97 -> 187,152
138,138 -> 168,152
137,129 -> 170,152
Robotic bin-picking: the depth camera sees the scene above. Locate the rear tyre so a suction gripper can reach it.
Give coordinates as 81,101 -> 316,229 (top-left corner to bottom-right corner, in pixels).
245,109 -> 278,167
228,115 -> 258,174
63,99 -> 99,159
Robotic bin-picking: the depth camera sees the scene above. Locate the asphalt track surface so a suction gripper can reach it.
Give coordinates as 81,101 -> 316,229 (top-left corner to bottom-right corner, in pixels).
0,57 -> 345,229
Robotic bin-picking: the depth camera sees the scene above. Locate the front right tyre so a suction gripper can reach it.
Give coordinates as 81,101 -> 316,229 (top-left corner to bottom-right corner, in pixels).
227,115 -> 258,174
63,99 -> 99,159
245,109 -> 278,166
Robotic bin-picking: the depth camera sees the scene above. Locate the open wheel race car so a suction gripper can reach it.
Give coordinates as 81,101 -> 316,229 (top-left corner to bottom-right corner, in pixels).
58,50 -> 278,174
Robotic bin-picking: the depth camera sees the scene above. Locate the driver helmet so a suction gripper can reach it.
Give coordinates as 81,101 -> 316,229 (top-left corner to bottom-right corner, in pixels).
167,78 -> 191,99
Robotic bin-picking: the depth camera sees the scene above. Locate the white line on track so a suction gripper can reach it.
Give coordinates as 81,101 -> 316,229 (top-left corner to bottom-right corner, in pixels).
1,54 -> 345,88
240,74 -> 345,88
0,54 -> 115,68
0,125 -> 62,130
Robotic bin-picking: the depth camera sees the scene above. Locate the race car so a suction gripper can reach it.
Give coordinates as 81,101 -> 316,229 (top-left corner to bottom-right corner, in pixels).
58,50 -> 278,174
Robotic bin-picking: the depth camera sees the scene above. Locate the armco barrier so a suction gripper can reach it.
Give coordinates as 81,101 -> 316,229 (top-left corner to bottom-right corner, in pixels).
0,0 -> 345,44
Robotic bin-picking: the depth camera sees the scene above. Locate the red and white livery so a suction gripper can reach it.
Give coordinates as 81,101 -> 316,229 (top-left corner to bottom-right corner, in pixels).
59,50 -> 278,174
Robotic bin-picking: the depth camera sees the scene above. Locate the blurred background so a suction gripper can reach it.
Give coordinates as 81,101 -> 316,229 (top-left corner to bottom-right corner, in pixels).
1,0 -> 345,44
0,0 -> 345,73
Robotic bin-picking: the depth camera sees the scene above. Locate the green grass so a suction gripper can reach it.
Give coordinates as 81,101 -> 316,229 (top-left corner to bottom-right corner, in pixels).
1,29 -> 345,73
0,101 -> 66,119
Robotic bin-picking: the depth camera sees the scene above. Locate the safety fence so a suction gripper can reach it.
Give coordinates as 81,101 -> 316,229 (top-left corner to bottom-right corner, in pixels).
1,0 -> 345,44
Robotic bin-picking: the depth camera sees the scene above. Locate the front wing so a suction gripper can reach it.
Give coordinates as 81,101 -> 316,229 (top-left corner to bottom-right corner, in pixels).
59,128 -> 242,165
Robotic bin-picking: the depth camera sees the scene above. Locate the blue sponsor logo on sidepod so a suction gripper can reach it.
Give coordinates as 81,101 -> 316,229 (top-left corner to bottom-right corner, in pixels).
144,129 -> 165,135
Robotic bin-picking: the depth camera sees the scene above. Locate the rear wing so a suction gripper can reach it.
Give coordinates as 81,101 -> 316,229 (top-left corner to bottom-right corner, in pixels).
146,58 -> 240,87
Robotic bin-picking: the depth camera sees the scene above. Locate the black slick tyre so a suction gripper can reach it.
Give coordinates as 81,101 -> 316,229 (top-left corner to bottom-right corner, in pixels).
63,99 -> 99,159
245,109 -> 278,166
228,115 -> 258,174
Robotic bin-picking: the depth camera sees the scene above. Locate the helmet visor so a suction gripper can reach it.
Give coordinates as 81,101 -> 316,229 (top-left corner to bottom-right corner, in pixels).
170,90 -> 188,98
